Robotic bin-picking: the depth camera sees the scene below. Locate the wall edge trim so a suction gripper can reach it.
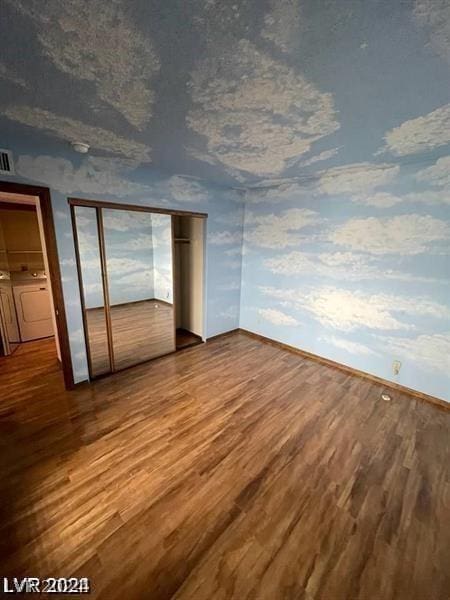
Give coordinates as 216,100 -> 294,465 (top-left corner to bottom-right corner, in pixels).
238,328 -> 449,412
206,328 -> 240,342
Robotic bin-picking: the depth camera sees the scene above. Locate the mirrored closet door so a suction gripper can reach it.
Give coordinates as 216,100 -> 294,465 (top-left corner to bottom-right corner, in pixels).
102,209 -> 175,371
72,204 -> 175,379
72,206 -> 111,378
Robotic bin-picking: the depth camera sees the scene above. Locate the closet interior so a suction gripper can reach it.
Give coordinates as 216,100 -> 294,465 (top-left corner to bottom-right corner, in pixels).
173,215 -> 205,350
71,201 -> 205,379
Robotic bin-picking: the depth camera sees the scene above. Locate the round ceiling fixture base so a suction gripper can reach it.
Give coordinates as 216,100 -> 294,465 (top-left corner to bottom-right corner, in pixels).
71,142 -> 90,154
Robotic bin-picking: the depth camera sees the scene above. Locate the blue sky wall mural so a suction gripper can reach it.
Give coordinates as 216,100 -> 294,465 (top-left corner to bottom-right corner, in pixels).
0,0 -> 449,399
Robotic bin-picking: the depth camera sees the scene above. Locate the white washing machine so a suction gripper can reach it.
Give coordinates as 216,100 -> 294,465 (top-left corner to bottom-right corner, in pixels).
13,282 -> 54,342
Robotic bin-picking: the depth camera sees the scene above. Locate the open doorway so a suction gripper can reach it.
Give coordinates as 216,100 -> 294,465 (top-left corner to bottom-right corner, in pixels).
0,182 -> 73,388
0,193 -> 60,360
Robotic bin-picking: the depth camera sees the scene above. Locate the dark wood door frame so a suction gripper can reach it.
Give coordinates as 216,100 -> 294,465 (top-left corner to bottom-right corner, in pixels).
68,197 -> 208,218
0,180 -> 74,389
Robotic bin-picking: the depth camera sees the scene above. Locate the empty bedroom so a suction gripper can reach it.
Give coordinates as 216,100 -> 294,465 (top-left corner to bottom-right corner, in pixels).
0,0 -> 449,598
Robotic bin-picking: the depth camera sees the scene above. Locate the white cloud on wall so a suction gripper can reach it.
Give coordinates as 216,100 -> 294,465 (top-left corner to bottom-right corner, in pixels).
241,160 -> 448,207
319,162 -> 400,195
260,285 -> 450,332
0,61 -> 27,87
299,147 -> 340,167
219,305 -> 239,321
403,190 -> 450,205
329,214 -> 450,255
244,179 -> 315,204
263,250 -> 442,283
244,162 -> 398,204
381,103 -> 450,156
187,39 -> 339,176
261,0 -> 301,53
167,175 -> 210,203
209,231 -> 242,245
213,212 -> 244,227
223,259 -> 242,270
414,0 -> 450,65
295,288 -> 411,331
245,208 -> 320,248
16,155 -> 150,197
54,209 -> 69,221
10,0 -> 160,129
321,335 -> 379,356
258,307 -> 299,326
352,192 -> 403,208
415,155 -> 450,187
217,281 -> 240,291
16,155 -> 215,207
377,332 -> 450,375
224,247 -> 242,257
7,108 -> 151,162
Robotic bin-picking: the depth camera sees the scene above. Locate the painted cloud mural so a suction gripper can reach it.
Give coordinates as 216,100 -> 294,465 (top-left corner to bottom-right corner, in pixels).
187,39 -> 339,177
8,0 -> 160,130
240,155 -> 450,401
0,0 -> 449,400
380,104 -> 450,157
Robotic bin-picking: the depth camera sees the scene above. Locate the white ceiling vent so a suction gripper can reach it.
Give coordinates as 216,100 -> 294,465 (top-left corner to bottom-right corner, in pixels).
0,149 -> 15,175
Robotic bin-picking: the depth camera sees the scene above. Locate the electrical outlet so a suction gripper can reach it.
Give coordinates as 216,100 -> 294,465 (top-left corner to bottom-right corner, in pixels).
392,360 -> 401,376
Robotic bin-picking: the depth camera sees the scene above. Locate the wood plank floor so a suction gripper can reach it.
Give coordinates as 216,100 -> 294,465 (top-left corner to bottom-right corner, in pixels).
176,328 -> 203,350
86,300 -> 175,375
0,332 -> 449,599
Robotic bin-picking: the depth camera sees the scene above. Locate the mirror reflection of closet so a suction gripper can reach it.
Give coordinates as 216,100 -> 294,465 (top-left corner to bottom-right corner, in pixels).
102,209 -> 175,371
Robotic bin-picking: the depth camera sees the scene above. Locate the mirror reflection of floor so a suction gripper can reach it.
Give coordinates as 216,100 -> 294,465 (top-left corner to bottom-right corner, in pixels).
86,299 -> 175,376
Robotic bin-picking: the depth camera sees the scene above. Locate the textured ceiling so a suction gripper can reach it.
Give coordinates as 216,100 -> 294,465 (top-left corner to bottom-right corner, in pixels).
1,0 -> 449,188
